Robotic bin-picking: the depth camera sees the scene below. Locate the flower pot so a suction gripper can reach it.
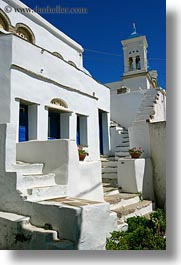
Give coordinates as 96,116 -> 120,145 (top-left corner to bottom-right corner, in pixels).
130,153 -> 141,159
79,153 -> 87,161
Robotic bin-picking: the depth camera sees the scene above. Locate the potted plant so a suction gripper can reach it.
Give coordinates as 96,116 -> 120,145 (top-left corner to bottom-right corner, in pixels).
128,147 -> 144,159
78,145 -> 89,161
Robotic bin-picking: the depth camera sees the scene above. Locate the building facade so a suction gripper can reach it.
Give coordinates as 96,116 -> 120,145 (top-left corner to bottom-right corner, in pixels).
0,0 -> 110,160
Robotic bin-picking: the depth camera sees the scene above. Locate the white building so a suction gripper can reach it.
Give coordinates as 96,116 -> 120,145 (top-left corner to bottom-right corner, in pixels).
103,26 -> 166,209
0,0 -> 116,250
106,25 -> 166,155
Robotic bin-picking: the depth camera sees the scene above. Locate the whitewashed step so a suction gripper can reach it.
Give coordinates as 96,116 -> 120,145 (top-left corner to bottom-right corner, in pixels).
115,151 -> 129,157
11,161 -> 44,174
140,98 -> 157,105
121,134 -> 129,140
104,193 -> 140,210
102,173 -> 117,179
139,106 -> 154,112
103,183 -> 120,196
17,173 -> 56,189
140,102 -> 154,108
115,146 -> 129,152
135,114 -> 151,120
113,200 -> 153,222
0,211 -> 64,250
137,109 -> 155,116
120,131 -> 128,135
20,185 -> 67,202
102,167 -> 117,174
116,142 -> 129,147
102,161 -> 117,168
144,94 -> 159,100
144,89 -> 157,95
101,156 -> 117,162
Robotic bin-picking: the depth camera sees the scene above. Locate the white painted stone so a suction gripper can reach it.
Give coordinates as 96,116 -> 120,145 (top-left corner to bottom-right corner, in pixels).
102,167 -> 117,173
11,161 -> 44,174
102,173 -> 117,179
20,184 -> 68,202
117,158 -> 154,201
17,172 -> 56,189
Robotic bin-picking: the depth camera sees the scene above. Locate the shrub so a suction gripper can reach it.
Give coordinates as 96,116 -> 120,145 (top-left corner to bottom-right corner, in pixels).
106,209 -> 166,250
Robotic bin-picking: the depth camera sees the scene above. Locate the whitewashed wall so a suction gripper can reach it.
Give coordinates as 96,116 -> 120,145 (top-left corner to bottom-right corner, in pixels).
110,91 -> 144,128
149,121 -> 166,208
2,0 -> 83,68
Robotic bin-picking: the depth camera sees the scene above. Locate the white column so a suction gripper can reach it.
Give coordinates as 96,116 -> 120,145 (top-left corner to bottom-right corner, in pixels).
37,106 -> 49,140
28,104 -> 38,140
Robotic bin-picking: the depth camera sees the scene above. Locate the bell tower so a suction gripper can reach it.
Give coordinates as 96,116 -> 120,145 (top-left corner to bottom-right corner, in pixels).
121,23 -> 148,76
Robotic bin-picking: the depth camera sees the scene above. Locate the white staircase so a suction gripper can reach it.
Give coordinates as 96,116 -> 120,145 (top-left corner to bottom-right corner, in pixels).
0,211 -> 74,250
101,156 -> 118,185
134,89 -> 160,122
115,128 -> 130,158
14,161 -> 67,202
110,121 -> 130,158
103,183 -> 154,231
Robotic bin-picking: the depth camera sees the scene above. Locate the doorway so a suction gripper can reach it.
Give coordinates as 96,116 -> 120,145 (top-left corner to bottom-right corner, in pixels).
48,111 -> 60,139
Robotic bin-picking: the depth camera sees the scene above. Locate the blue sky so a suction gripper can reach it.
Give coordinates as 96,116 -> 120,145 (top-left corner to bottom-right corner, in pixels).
22,0 -> 166,88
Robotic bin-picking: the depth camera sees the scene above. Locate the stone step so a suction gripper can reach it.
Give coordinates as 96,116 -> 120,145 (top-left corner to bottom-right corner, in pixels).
102,173 -> 117,180
19,185 -> 67,202
122,134 -> 129,139
144,94 -> 159,100
139,106 -> 154,112
144,89 -> 157,95
104,193 -> 140,210
135,113 -> 151,119
112,200 -> 153,222
120,131 -> 128,135
122,140 -> 130,144
102,167 -> 117,174
101,156 -> 117,162
0,211 -> 67,250
116,142 -> 129,147
103,183 -> 120,196
11,161 -> 44,174
17,173 -> 56,189
102,161 -> 117,168
115,151 -> 130,157
137,109 -> 155,116
115,146 -> 129,152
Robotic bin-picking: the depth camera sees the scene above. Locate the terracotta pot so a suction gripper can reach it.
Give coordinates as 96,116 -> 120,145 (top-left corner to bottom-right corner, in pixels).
130,152 -> 141,159
79,153 -> 87,161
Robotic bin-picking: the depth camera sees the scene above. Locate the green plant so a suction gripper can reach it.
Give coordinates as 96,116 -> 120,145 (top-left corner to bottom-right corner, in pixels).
106,209 -> 166,250
77,145 -> 88,155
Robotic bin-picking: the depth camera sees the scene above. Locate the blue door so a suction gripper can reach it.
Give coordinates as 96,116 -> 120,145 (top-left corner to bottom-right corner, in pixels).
19,104 -> 29,142
48,111 -> 60,139
99,110 -> 104,155
76,115 -> 80,145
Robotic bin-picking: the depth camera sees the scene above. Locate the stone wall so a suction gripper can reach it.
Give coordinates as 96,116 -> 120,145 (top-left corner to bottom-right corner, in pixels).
149,121 -> 166,208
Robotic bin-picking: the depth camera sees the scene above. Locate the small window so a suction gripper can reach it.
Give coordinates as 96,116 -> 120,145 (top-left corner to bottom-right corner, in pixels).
52,52 -> 64,60
0,12 -> 10,31
68,61 -> 77,68
117,87 -> 129,94
129,57 -> 133,71
136,55 -> 141,70
16,23 -> 35,44
50,98 -> 68,108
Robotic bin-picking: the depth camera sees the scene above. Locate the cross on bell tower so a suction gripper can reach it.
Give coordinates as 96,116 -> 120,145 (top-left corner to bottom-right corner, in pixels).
121,23 -> 148,76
